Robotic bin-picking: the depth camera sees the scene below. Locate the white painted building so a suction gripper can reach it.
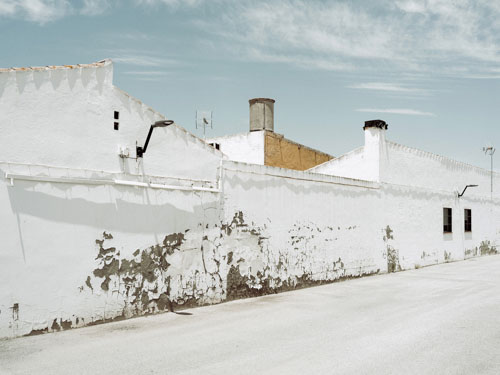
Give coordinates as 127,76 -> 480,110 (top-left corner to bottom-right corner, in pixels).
0,60 -> 498,339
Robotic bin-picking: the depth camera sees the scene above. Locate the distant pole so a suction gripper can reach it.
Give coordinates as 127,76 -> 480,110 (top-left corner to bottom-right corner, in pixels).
483,146 -> 496,200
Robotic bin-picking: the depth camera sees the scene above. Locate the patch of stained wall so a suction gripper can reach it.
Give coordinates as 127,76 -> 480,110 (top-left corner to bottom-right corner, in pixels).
465,240 -> 498,259
479,240 -> 498,256
78,212 -> 379,326
383,226 -> 400,273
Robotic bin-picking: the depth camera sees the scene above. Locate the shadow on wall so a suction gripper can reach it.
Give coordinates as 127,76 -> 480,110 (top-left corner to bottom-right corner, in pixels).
6,182 -> 220,234
224,170 -> 379,199
6,181 -> 221,265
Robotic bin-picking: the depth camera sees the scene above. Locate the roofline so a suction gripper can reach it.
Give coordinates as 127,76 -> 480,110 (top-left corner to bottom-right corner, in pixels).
308,146 -> 363,171
387,141 -> 500,177
207,130 -> 334,158
0,59 -> 112,73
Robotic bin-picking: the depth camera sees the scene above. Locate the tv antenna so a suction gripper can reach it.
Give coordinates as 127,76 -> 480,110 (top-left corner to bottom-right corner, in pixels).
196,110 -> 213,139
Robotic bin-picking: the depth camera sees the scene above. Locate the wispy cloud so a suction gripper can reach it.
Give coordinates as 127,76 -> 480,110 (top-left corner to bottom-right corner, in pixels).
123,70 -> 171,76
356,108 -> 435,116
135,0 -> 206,6
80,0 -> 110,15
192,0 -> 500,77
112,55 -> 176,67
247,48 -> 353,72
347,82 -> 428,94
2,0 -> 499,80
0,0 -> 71,23
0,0 -> 110,23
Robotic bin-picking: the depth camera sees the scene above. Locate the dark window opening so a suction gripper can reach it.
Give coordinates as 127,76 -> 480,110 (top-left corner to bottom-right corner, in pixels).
114,111 -> 119,120
114,122 -> 119,131
209,142 -> 220,150
443,207 -> 452,233
464,209 -> 472,232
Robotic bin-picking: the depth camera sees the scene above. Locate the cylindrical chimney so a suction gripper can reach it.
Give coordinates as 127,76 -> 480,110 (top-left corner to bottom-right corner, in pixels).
249,98 -> 275,132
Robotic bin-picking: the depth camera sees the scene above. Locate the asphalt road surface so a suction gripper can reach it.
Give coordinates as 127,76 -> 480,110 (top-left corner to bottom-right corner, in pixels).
2,255 -> 500,375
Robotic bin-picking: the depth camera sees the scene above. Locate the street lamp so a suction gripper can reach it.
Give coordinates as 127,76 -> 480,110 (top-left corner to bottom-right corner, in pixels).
136,120 -> 174,158
483,146 -> 496,200
458,184 -> 478,198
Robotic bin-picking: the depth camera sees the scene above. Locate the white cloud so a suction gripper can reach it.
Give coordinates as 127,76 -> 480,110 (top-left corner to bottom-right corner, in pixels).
247,48 -> 353,72
347,82 -> 428,94
80,0 -> 109,15
1,0 -> 498,80
194,0 -> 500,76
134,0 -> 204,7
0,0 -> 111,23
0,0 -> 71,23
123,70 -> 171,76
112,55 -> 176,67
0,1 -> 17,15
356,108 -> 435,116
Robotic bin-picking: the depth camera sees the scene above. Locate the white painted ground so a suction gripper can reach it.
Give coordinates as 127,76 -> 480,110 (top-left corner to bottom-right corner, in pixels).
1,256 -> 500,375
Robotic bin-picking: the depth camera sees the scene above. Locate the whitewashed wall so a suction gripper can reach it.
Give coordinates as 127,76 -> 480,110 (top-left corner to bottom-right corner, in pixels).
310,127 -> 500,199
2,154 -> 497,339
0,60 -> 498,339
0,165 -> 223,338
0,60 -> 224,338
206,131 -> 265,165
0,60 -> 222,182
309,126 -> 387,182
309,146 -> 365,180
384,141 -> 500,199
381,184 -> 499,269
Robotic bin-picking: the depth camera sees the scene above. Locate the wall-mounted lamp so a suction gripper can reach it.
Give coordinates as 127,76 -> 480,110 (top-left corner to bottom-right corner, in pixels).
136,120 -> 174,158
458,184 -> 478,198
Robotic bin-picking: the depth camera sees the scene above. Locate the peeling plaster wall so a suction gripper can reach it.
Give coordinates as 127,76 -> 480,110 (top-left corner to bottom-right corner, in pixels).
221,162 -> 385,283
1,63 -> 499,339
0,164 -> 224,338
1,154 -> 499,339
0,159 -> 387,339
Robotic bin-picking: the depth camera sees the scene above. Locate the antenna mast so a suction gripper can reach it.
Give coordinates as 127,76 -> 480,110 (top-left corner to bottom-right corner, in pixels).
196,110 -> 213,140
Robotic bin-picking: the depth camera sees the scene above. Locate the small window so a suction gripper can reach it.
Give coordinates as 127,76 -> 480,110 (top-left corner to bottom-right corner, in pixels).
464,209 -> 472,232
114,111 -> 119,120
114,122 -> 119,131
209,142 -> 220,150
443,207 -> 452,233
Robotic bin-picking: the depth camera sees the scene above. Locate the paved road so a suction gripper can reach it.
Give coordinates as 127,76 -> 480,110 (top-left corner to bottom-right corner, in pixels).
2,256 -> 500,375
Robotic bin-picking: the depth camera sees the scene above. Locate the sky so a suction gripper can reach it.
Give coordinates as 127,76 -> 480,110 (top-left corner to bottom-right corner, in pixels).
0,0 -> 499,170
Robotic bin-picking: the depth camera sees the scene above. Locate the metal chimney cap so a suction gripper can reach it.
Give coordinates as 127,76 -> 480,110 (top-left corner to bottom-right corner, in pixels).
363,119 -> 388,130
249,98 -> 276,104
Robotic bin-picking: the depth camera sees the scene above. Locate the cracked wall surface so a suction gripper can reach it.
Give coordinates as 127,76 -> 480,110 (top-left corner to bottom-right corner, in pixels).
1,161 -> 499,338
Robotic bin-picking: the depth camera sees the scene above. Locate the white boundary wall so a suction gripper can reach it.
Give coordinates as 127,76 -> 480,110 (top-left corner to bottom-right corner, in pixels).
0,61 -> 498,339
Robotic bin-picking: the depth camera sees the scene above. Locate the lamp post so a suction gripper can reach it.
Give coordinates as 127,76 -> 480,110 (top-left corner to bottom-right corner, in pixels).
458,184 -> 478,198
136,120 -> 174,158
483,146 -> 496,200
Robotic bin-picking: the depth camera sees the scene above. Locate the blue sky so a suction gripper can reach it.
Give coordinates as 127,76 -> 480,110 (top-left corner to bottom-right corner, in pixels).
1,0 -> 499,170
